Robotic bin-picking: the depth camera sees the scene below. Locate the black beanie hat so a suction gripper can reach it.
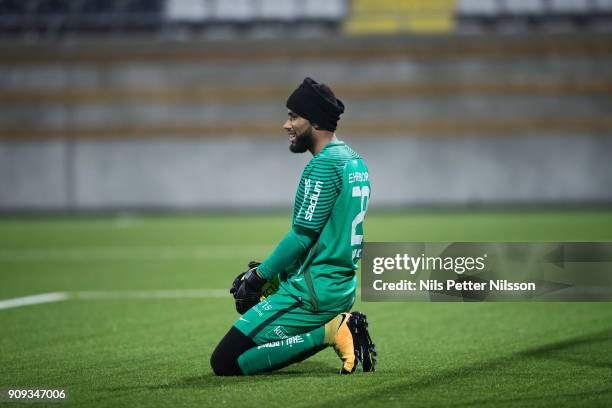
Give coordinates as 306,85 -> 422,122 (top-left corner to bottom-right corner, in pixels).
286,77 -> 345,132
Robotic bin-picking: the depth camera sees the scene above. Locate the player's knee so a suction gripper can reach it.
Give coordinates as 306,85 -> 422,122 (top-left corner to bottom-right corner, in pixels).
210,345 -> 241,376
210,327 -> 256,376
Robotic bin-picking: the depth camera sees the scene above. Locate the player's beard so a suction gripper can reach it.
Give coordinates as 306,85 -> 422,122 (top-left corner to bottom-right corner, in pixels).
289,126 -> 314,154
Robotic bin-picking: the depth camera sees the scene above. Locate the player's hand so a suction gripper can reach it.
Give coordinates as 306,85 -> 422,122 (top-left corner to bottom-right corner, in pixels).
232,261 -> 266,314
230,261 -> 260,296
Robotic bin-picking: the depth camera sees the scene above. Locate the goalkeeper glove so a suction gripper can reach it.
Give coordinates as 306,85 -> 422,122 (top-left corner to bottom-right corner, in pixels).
231,261 -> 267,314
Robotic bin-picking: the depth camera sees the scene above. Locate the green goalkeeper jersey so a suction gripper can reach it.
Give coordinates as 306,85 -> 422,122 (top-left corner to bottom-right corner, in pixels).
280,140 -> 370,311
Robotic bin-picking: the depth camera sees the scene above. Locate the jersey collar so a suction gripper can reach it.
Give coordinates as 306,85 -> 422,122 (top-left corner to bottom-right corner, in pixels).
320,139 -> 344,152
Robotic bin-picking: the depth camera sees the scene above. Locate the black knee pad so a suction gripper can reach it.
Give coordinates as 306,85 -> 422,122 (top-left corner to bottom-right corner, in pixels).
210,326 -> 256,376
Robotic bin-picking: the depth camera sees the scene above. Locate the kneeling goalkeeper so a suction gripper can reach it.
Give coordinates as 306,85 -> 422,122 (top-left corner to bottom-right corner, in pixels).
210,78 -> 376,375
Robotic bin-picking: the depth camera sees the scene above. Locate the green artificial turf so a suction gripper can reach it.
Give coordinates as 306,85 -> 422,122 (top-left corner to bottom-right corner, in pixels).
1,210 -> 611,407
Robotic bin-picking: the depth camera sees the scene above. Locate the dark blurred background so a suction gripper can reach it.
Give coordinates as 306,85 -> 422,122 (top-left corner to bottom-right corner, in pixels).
0,0 -> 611,212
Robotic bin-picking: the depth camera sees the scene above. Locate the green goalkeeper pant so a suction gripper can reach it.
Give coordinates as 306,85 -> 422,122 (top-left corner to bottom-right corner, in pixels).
230,292 -> 351,375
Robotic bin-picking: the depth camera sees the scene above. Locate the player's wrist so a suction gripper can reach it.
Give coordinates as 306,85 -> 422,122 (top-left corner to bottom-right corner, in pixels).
244,268 -> 267,289
253,263 -> 271,281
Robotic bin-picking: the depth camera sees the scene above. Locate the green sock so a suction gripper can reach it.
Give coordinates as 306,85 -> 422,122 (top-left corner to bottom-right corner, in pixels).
237,326 -> 327,375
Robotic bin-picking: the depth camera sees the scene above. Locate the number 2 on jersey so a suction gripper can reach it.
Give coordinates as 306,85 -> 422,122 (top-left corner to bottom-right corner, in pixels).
351,185 -> 370,262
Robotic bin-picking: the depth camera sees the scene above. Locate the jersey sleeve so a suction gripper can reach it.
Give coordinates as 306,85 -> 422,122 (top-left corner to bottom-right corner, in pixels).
292,159 -> 342,234
256,226 -> 317,280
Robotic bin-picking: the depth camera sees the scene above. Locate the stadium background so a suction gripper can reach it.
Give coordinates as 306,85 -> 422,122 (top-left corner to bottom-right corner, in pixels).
1,1 -> 611,407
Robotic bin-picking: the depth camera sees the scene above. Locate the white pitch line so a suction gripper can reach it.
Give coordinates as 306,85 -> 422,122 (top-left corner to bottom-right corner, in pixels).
73,289 -> 229,299
0,289 -> 229,311
0,245 -> 272,262
0,292 -> 69,310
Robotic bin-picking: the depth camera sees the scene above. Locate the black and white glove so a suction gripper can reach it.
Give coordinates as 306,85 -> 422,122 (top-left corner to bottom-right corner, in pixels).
230,261 -> 266,314
230,261 -> 260,297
